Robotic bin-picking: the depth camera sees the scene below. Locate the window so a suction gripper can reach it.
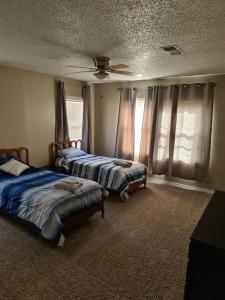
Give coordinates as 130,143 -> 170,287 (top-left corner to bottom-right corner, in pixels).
66,97 -> 83,140
134,98 -> 145,161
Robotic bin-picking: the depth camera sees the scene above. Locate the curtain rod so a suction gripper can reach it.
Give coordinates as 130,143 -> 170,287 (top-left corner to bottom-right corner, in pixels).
118,87 -> 136,90
148,82 -> 216,88
118,82 -> 216,91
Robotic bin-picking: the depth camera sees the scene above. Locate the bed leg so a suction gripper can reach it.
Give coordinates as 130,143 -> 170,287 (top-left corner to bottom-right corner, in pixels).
121,192 -> 129,202
57,234 -> 65,247
144,168 -> 147,188
144,179 -> 147,188
101,202 -> 105,218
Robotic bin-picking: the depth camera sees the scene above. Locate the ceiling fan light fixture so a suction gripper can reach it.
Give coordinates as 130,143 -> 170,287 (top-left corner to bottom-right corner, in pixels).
94,70 -> 110,80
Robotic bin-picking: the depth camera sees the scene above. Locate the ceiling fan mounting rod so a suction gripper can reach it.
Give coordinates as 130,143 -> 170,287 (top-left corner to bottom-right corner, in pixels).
94,57 -> 111,68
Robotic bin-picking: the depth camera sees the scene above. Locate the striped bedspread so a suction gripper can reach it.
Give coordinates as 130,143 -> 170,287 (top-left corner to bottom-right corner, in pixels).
56,155 -> 146,197
0,169 -> 106,242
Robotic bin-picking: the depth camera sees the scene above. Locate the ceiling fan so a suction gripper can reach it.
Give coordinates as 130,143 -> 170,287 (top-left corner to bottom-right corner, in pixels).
65,57 -> 142,79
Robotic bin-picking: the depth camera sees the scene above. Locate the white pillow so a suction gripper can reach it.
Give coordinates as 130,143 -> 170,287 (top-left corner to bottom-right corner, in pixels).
0,159 -> 30,176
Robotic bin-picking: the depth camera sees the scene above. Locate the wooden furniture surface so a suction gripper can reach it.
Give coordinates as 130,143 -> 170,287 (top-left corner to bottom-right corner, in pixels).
184,190 -> 225,300
63,201 -> 104,230
50,139 -> 147,198
0,146 -> 104,245
0,147 -> 29,164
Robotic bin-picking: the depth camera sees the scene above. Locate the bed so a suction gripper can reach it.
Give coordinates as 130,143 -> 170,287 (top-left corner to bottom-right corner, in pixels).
50,140 -> 147,200
0,147 -> 106,246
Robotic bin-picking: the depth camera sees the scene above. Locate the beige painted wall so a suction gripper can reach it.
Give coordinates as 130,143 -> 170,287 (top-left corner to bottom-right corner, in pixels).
94,74 -> 225,191
89,83 -> 95,153
0,65 -> 83,167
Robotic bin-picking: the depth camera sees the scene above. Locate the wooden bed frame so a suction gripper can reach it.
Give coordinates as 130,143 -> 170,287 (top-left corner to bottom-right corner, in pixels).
0,147 -> 29,164
49,139 -> 82,167
50,140 -> 147,198
0,147 -> 105,246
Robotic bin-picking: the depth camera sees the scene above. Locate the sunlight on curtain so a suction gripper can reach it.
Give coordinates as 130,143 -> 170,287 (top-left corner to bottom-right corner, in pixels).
173,101 -> 201,165
134,98 -> 145,161
158,111 -> 170,161
174,111 -> 195,163
157,106 -> 200,164
139,83 -> 214,179
154,88 -> 172,167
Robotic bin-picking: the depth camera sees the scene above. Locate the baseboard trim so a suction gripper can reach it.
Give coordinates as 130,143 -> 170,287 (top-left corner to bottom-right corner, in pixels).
147,177 -> 214,194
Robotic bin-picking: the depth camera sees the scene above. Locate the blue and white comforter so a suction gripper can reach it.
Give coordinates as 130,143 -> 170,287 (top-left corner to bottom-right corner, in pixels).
56,155 -> 146,197
0,169 -> 106,242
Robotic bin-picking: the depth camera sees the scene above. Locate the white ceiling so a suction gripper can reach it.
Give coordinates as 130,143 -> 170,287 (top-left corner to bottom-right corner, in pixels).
0,0 -> 225,83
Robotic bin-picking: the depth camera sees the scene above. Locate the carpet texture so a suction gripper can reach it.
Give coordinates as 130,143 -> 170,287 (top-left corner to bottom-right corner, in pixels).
0,182 -> 211,300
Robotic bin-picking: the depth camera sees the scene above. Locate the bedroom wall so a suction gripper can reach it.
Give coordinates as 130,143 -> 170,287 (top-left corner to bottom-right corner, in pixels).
89,83 -> 95,153
94,74 -> 225,191
0,65 -> 84,167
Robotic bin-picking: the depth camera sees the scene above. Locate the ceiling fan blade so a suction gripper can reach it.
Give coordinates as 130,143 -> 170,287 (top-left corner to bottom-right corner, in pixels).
64,70 -> 94,75
111,70 -> 142,77
66,65 -> 96,70
108,64 -> 129,70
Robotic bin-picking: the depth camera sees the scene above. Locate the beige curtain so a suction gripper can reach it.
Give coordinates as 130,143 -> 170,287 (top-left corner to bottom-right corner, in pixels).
114,88 -> 136,160
55,81 -> 69,142
172,83 -> 214,179
140,83 -> 214,180
139,86 -> 160,168
81,84 -> 91,153
139,86 -> 173,173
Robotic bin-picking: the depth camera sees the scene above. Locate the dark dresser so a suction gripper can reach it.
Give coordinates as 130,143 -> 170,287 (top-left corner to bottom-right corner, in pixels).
184,190 -> 225,299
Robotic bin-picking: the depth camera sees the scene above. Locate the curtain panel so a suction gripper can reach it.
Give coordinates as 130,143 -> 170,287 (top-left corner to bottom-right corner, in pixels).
140,83 -> 214,180
114,88 -> 136,160
55,80 -> 69,142
172,83 -> 214,180
81,84 -> 91,153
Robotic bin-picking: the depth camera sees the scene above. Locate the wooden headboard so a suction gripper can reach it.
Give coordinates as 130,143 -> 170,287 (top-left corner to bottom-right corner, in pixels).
49,140 -> 82,166
0,147 -> 29,164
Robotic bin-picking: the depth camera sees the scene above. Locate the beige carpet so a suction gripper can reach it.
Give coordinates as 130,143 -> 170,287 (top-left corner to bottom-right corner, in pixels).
0,182 -> 211,300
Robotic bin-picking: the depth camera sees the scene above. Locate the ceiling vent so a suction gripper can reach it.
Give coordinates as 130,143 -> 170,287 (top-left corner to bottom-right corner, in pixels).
161,45 -> 184,55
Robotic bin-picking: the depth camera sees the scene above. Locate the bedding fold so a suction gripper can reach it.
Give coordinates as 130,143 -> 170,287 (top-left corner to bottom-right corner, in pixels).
113,159 -> 132,167
54,181 -> 83,192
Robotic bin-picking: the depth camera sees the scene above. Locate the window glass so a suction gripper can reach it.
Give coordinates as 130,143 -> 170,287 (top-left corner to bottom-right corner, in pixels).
66,98 -> 83,140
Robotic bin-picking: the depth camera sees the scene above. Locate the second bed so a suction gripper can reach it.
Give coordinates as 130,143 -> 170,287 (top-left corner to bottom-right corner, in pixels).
50,140 -> 147,199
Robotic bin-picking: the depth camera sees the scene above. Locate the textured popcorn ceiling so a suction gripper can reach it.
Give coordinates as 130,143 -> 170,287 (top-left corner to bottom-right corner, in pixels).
0,0 -> 224,82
